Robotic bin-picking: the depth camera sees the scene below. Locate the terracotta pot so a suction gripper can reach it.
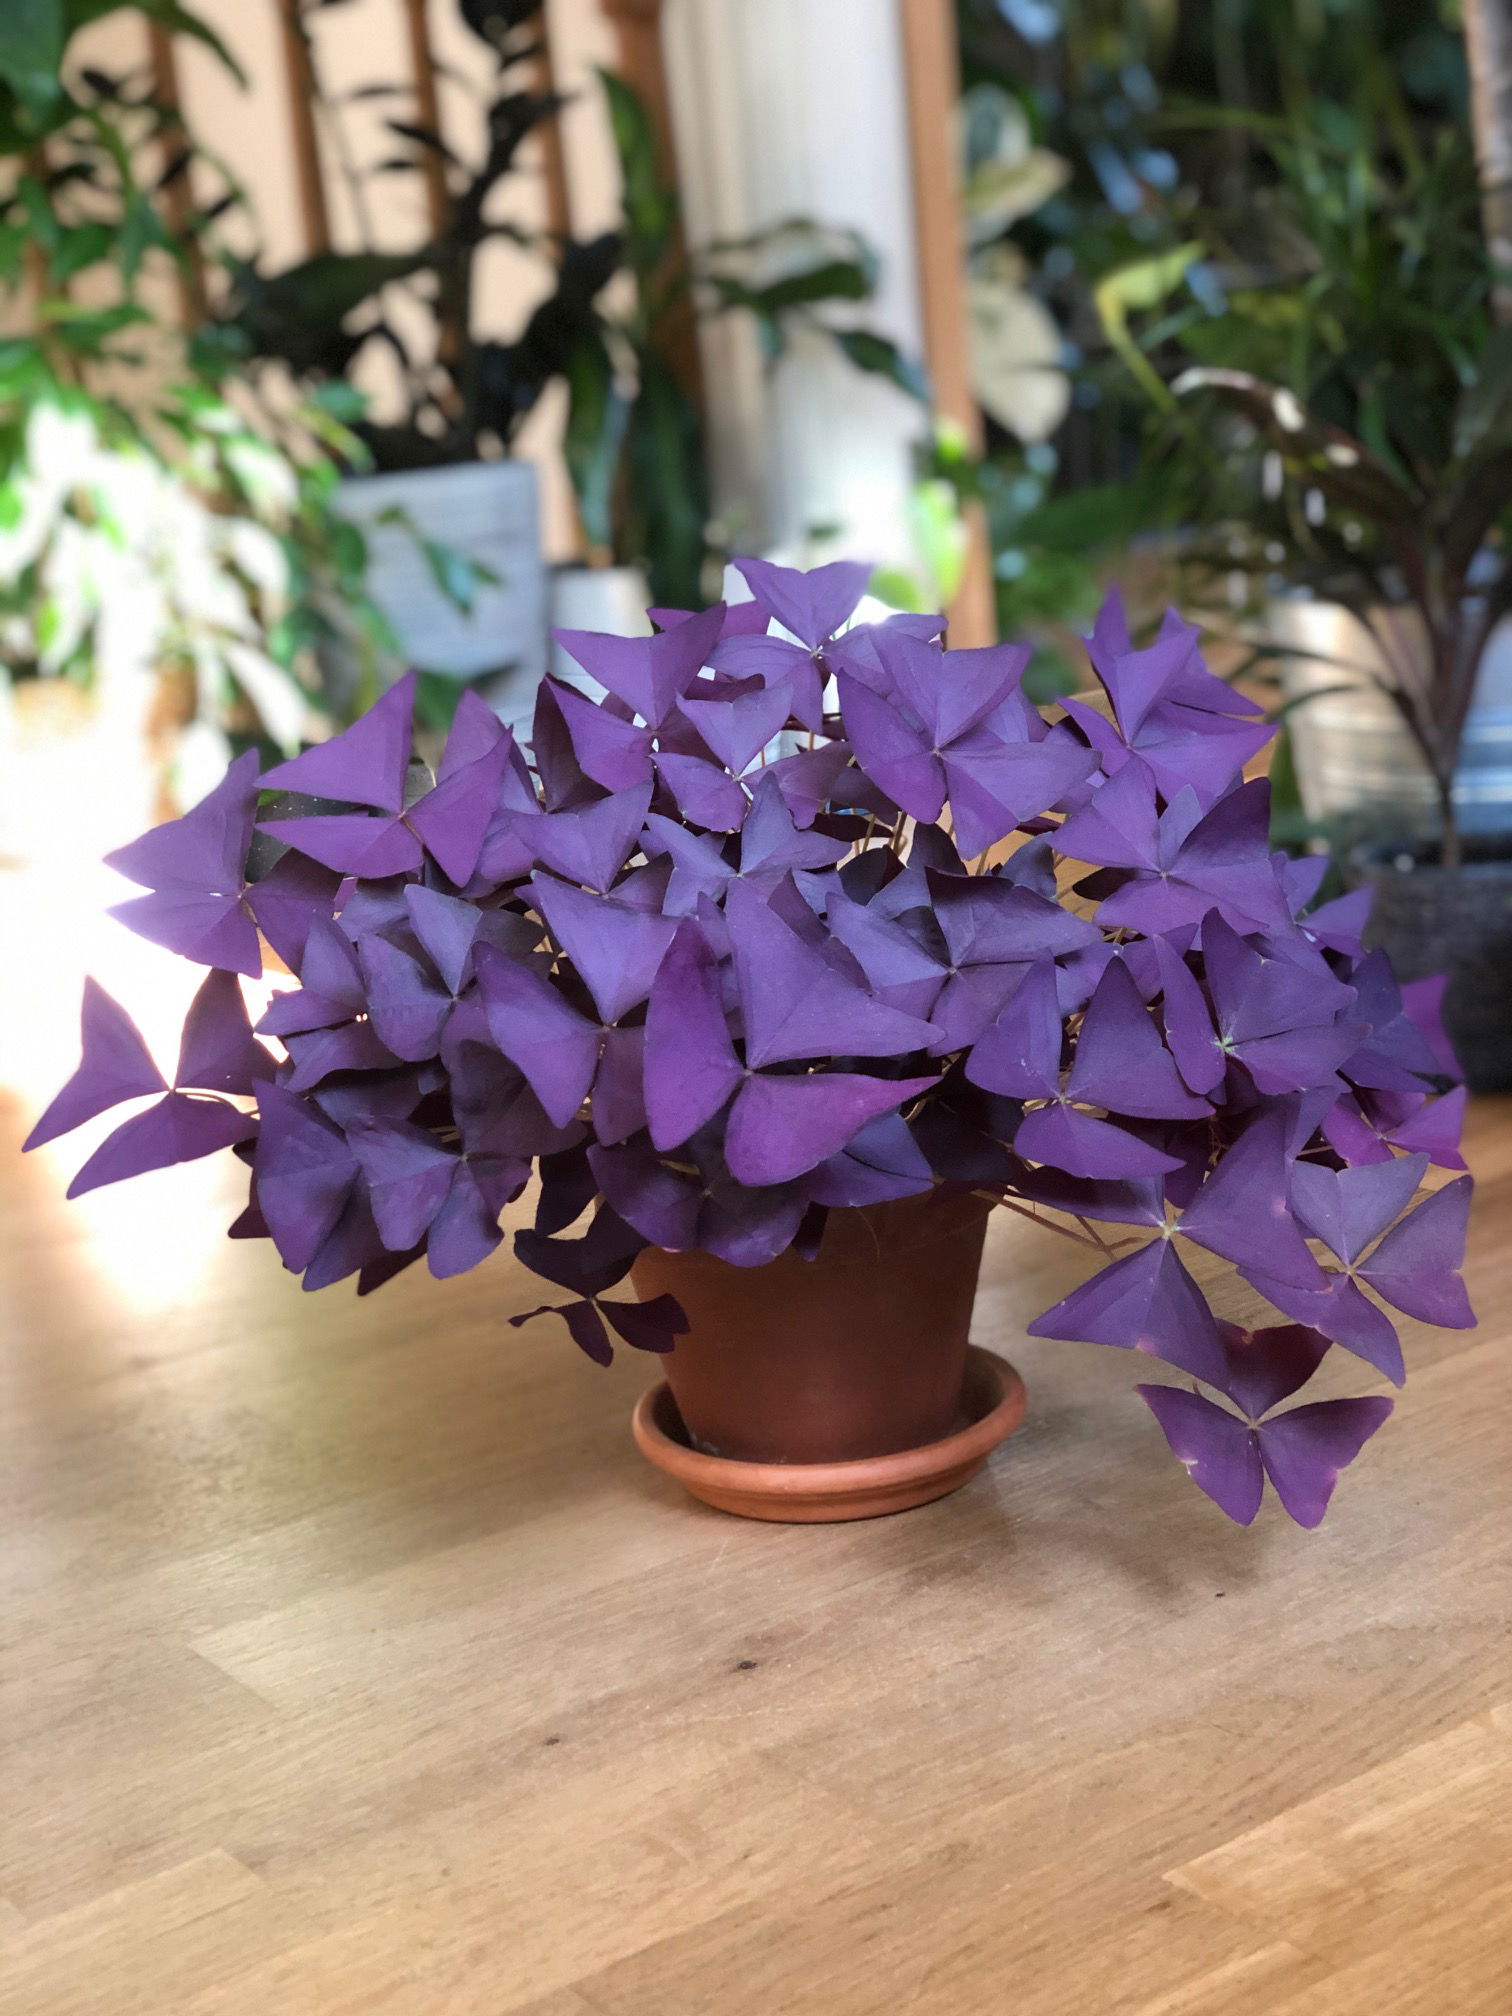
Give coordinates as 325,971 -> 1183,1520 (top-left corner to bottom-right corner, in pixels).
629,1193 -> 1024,1520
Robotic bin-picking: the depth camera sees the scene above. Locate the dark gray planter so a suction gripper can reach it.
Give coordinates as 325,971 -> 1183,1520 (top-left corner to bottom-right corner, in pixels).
1353,849 -> 1512,1092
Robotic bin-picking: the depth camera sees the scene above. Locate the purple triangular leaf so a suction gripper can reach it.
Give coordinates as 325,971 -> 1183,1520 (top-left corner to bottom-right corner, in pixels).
1014,1101 -> 1185,1180
357,935 -> 453,1062
24,978 -> 167,1149
426,1160 -> 515,1278
256,813 -> 424,880
1245,1268 -> 1406,1386
964,959 -> 1062,1100
1216,1320 -> 1332,1420
726,881 -> 937,1067
346,1117 -> 459,1252
528,783 -> 651,892
655,751 -> 748,831
1028,1238 -> 1227,1382
174,969 -> 274,1095
1356,1175 -> 1476,1328
260,672 -> 416,812
600,1293 -> 688,1353
725,1069 -> 936,1187
404,884 -> 482,995
66,1092 -> 255,1198
1066,958 -> 1211,1119
1179,1112 -> 1330,1290
531,874 -> 677,1026
1290,1152 -> 1429,1266
475,941 -> 601,1128
1135,1384 -> 1265,1524
643,918 -> 743,1151
104,748 -> 261,893
734,554 -> 870,647
108,887 -> 263,977
243,852 -> 342,971
1153,936 -> 1225,1096
407,736 -> 509,885
514,1203 -> 643,1298
1257,1396 -> 1393,1528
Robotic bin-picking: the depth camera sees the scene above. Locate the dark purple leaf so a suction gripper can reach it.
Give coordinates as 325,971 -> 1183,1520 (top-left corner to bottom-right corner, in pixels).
554,603 -> 723,726
600,1292 -> 687,1352
1065,959 -> 1211,1120
725,880 -> 937,1067
643,918 -> 743,1151
475,941 -> 601,1128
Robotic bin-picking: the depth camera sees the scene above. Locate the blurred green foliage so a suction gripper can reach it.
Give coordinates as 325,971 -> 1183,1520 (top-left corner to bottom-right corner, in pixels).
0,3 -> 400,742
565,71 -> 927,609
954,0 -> 1473,655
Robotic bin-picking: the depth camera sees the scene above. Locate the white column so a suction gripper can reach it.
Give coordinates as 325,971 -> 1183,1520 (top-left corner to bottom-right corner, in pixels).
662,0 -> 925,570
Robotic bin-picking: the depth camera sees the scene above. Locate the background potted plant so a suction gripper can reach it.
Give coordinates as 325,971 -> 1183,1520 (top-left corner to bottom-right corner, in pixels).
221,0 -> 587,725
555,71 -> 929,627
1085,5 -> 1512,1089
0,0 -> 398,851
26,559 -> 1475,1529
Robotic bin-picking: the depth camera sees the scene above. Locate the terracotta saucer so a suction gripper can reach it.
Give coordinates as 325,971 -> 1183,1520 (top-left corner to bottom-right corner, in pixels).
631,1346 -> 1026,1524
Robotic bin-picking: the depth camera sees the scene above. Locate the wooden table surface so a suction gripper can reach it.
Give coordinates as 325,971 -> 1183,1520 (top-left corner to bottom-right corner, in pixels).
3,1082 -> 1511,2016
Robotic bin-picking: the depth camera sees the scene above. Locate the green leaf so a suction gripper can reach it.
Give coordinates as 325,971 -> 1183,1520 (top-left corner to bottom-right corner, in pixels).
68,0 -> 246,86
827,328 -> 929,404
0,221 -> 29,282
419,536 -> 499,615
562,330 -> 629,555
117,191 -> 160,284
909,479 -> 967,605
1171,367 -> 1420,525
0,0 -> 63,106
733,258 -> 873,317
1453,327 -> 1512,462
49,219 -> 112,284
598,70 -> 676,269
309,380 -> 369,423
1094,243 -> 1201,410
868,565 -> 925,614
39,300 -> 152,353
623,346 -> 706,609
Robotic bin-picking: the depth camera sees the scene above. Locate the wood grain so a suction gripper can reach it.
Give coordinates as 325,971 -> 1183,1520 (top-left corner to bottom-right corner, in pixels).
2,1087 -> 1509,2013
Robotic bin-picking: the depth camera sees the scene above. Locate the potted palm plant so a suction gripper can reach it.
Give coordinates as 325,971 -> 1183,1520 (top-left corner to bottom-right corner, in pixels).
27,561 -> 1475,1529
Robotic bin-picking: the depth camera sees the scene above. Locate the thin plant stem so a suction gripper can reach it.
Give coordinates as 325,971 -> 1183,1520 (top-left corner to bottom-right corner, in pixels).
993,1196 -> 1106,1252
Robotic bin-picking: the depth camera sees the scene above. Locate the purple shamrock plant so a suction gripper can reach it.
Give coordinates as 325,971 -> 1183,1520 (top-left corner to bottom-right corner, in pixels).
26,562 -> 1477,1527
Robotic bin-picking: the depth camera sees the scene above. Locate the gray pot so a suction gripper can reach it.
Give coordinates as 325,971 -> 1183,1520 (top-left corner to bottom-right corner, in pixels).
1354,850 -> 1512,1092
1270,599 -> 1512,839
331,460 -> 547,720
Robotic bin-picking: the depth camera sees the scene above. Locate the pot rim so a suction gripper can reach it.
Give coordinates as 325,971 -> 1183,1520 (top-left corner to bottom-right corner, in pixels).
631,1345 -> 1025,1523
1350,840 -> 1512,881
